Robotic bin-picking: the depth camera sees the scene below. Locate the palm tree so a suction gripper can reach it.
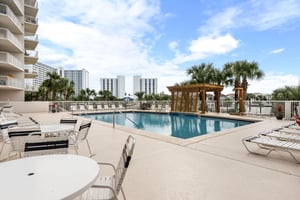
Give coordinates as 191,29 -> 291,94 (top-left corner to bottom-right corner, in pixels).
46,71 -> 61,101
224,60 -> 264,100
78,89 -> 87,101
134,92 -> 145,101
85,88 -> 96,101
99,90 -> 112,101
58,79 -> 75,101
272,85 -> 300,100
186,63 -> 216,84
65,81 -> 75,100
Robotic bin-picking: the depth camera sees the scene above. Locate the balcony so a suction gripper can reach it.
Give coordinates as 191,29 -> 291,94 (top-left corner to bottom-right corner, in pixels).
1,0 -> 24,15
24,67 -> 38,78
24,15 -> 38,34
24,50 -> 38,64
0,75 -> 24,90
0,28 -> 24,53
24,0 -> 38,16
24,34 -> 38,50
0,3 -> 23,34
0,51 -> 23,71
24,84 -> 38,92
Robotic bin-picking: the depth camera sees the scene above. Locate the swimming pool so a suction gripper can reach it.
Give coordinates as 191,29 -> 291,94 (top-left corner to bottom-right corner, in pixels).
80,112 -> 254,139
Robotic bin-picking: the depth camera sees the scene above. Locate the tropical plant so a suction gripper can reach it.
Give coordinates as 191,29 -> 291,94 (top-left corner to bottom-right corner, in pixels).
134,92 -> 145,100
186,63 -> 216,84
46,71 -> 61,101
272,85 -> 300,100
58,78 -> 75,100
224,60 -> 264,100
98,90 -> 114,101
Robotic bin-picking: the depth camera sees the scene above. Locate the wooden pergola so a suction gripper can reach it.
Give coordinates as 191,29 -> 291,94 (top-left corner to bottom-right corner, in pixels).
167,83 -> 224,114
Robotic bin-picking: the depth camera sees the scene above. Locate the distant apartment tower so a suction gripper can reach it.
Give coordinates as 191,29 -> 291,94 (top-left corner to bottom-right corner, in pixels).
100,75 -> 125,99
61,68 -> 89,96
32,62 -> 57,88
0,0 -> 39,101
133,75 -> 157,96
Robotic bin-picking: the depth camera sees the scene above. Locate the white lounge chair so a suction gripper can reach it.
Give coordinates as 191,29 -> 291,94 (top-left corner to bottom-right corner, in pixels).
87,104 -> 94,111
82,135 -> 135,200
103,105 -> 109,110
79,104 -> 86,112
242,135 -> 300,163
111,104 -> 116,109
260,131 -> 300,143
70,104 -> 77,112
288,125 -> 300,130
96,104 -> 102,111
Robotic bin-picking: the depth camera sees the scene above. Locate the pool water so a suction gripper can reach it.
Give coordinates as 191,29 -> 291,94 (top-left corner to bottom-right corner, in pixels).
81,112 -> 253,139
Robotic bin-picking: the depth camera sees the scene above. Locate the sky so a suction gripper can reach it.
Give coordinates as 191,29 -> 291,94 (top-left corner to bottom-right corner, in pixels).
37,0 -> 300,95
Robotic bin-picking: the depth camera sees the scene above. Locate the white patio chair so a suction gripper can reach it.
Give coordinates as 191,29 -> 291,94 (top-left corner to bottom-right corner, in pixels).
60,117 -> 77,130
24,133 -> 69,157
5,125 -> 41,160
82,135 -> 135,200
68,120 -> 94,157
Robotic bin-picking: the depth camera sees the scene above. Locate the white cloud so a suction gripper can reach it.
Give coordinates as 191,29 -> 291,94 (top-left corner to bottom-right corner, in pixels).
198,0 -> 300,36
269,48 -> 285,54
172,34 -> 239,64
36,0 -> 300,96
198,7 -> 241,36
247,0 -> 300,31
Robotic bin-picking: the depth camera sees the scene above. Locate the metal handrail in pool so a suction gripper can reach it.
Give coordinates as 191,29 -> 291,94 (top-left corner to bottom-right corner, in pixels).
113,110 -> 140,128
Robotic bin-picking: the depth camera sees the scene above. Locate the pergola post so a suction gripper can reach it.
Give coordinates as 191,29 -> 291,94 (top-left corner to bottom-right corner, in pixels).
215,91 -> 221,113
235,87 -> 244,113
201,90 -> 206,114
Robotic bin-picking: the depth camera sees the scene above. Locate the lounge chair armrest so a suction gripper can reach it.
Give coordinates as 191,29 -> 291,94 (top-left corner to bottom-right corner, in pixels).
242,135 -> 259,142
258,131 -> 269,137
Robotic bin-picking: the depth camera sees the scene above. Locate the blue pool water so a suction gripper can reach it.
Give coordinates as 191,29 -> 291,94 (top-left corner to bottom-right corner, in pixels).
80,112 -> 254,139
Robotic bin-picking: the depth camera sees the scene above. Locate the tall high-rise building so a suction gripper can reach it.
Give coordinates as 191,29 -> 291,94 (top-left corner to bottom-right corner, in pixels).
133,75 -> 157,96
0,0 -> 39,101
62,68 -> 89,96
32,62 -> 57,88
100,75 -> 125,99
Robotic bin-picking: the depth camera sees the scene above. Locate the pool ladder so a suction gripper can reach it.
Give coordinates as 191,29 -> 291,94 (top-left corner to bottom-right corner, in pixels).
112,110 -> 139,128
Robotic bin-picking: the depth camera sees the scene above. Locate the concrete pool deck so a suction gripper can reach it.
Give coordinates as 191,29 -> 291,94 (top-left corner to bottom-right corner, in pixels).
1,111 -> 300,200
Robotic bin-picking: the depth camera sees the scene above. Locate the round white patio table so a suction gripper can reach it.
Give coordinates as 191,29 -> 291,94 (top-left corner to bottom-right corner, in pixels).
0,154 -> 99,200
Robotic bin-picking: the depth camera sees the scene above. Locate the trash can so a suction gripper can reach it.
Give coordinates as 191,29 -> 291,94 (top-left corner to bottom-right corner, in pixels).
52,102 -> 57,113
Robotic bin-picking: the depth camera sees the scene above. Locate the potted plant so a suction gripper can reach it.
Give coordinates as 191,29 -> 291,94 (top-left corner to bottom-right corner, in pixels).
275,103 -> 284,120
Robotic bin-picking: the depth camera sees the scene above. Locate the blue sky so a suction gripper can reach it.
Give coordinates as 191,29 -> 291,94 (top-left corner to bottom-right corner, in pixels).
37,0 -> 300,95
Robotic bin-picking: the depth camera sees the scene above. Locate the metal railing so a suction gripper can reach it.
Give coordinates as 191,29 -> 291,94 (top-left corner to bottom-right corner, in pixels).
0,28 -> 24,51
112,109 -> 139,128
25,15 -> 38,24
24,0 -> 37,7
0,51 -> 23,70
24,34 -> 38,42
0,75 -> 23,88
